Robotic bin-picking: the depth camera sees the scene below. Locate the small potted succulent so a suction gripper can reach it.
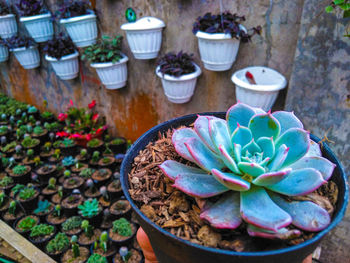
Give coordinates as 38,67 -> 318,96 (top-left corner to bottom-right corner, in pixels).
82,35 -> 128,90
0,174 -> 14,195
16,0 -> 53,42
37,165 -> 57,184
21,136 -> 40,153
78,198 -> 102,226
91,231 -> 116,261
156,51 -> 202,104
3,200 -> 24,225
98,156 -> 115,170
6,35 -> 40,69
87,138 -> 104,154
0,38 -> 8,62
42,177 -> 58,198
87,253 -> 108,263
58,0 -> 97,47
109,137 -> 127,154
91,168 -> 112,187
109,200 -> 132,220
63,176 -> 84,194
79,167 -> 95,179
0,1 -> 17,39
62,216 -> 83,236
44,34 -> 79,80
14,214 -> 39,237
9,164 -> 31,183
78,219 -> 101,247
46,204 -> 67,227
84,179 -> 101,199
113,246 -> 143,263
193,12 -> 261,71
32,125 -> 48,141
61,235 -> 90,263
71,161 -> 88,173
61,193 -> 85,217
51,185 -> 63,204
121,12 -> 165,59
33,199 -> 54,220
109,217 -> 137,246
15,184 -> 39,211
45,232 -> 70,261
107,173 -> 123,200
0,192 -> 10,215
29,223 -> 56,249
76,148 -> 89,162
59,138 -> 77,156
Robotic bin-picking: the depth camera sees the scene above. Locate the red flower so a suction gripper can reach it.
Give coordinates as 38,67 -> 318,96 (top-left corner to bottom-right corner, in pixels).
56,131 -> 69,137
96,128 -> 103,134
88,100 -> 96,109
69,100 -> 74,106
85,134 -> 92,141
92,113 -> 99,121
58,113 -> 68,122
70,133 -> 82,139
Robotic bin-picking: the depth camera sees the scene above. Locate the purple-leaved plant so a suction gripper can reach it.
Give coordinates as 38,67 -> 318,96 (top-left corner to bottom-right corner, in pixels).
43,33 -> 76,60
5,35 -> 36,49
16,0 -> 46,17
157,51 -> 196,77
57,0 -> 91,19
0,1 -> 11,16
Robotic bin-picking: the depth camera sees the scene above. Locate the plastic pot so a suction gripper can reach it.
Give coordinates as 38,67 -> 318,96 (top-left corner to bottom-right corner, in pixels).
20,12 -> 53,43
11,46 -> 40,69
90,54 -> 129,90
231,66 -> 288,111
60,10 -> 97,48
45,51 -> 79,80
120,112 -> 348,263
0,44 -> 9,62
155,63 -> 202,104
0,14 -> 17,39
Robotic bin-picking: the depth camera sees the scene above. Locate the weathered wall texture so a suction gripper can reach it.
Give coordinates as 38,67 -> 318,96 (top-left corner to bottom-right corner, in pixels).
286,1 -> 349,262
0,0 -> 304,141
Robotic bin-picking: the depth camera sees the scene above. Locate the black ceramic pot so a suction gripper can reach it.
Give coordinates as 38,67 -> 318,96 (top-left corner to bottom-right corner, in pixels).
120,112 -> 349,263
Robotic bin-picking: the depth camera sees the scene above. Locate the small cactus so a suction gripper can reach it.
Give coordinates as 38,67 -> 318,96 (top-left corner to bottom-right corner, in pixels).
71,235 -> 80,258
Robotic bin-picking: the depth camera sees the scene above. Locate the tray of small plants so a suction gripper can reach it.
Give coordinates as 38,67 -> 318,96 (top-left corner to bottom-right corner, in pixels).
0,93 -> 143,263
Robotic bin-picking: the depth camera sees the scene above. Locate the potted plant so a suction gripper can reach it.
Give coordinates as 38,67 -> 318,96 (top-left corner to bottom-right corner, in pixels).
91,168 -> 112,187
44,34 -> 79,80
91,231 -> 116,261
14,214 -> 39,237
113,246 -> 143,263
63,176 -> 84,193
156,51 -> 202,104
192,12 -> 261,71
33,199 -> 54,220
21,136 -> 40,153
98,156 -> 115,170
120,102 -> 348,263
121,16 -> 165,59
0,174 -> 14,195
59,138 -> 77,156
15,184 -> 39,211
99,186 -> 110,208
87,253 -> 108,263
3,200 -> 24,225
62,216 -> 83,236
9,164 -> 31,183
109,137 -> 127,154
51,185 -> 63,204
0,1 -> 17,39
78,198 -> 102,226
58,0 -> 97,47
107,173 -> 123,200
6,35 -> 40,69
84,179 -> 101,199
76,148 -> 89,162
62,235 -> 89,263
87,138 -> 104,154
29,223 -> 56,249
37,165 -> 57,184
109,200 -> 132,220
82,35 -> 128,90
109,217 -> 137,246
45,232 -> 70,261
79,167 -> 95,179
78,219 -> 101,247
0,38 -> 8,62
231,66 -> 288,111
32,125 -> 48,141
61,193 -> 85,217
46,204 -> 67,227
16,0 -> 53,42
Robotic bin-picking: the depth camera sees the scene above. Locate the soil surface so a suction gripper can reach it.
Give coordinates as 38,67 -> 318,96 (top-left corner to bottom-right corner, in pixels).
78,228 -> 101,246
61,246 -> 89,263
113,249 -> 142,263
109,223 -> 137,242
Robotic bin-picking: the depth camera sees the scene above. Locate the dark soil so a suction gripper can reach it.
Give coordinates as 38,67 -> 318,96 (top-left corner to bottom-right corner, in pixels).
92,246 -> 116,259
113,249 -> 142,263
62,194 -> 84,209
110,200 -> 131,218
63,176 -> 84,191
84,188 -> 101,199
78,228 -> 101,246
61,246 -> 89,263
46,213 -> 67,226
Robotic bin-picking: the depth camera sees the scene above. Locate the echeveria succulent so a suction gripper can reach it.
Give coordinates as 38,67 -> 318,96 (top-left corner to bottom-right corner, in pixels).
160,102 -> 335,239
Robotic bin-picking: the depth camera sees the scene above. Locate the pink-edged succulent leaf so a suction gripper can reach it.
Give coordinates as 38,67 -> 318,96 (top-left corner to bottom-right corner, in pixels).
231,125 -> 252,148
200,192 -> 241,229
288,156 -> 336,181
172,128 -> 199,163
259,157 -> 271,167
248,114 -> 281,141
305,140 -> 322,157
275,128 -> 310,167
242,139 -> 262,155
270,193 -> 331,232
185,137 -> 225,172
226,102 -> 256,134
159,160 -> 205,181
211,168 -> 250,191
266,168 -> 326,196
272,111 -> 303,135
194,115 -> 217,152
218,145 -> 241,174
240,186 -> 292,231
267,144 -> 289,171
237,162 -> 265,178
247,224 -> 301,240
252,168 -> 292,186
257,137 -> 275,159
173,173 -> 229,198
209,118 -> 232,153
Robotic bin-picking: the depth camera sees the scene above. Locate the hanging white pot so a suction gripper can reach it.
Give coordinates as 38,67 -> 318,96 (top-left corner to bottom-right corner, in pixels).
11,46 -> 40,69
90,54 -> 129,90
60,10 -> 97,48
121,17 -> 165,59
45,51 -> 79,80
195,27 -> 245,71
20,12 -> 53,43
0,44 -> 8,62
0,14 -> 17,39
156,63 -> 202,104
231,66 -> 287,111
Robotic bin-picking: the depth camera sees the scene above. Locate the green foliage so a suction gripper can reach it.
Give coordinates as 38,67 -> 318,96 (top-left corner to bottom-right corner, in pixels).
33,126 -> 44,135
78,199 -> 100,218
12,165 -> 29,175
18,216 -> 37,231
112,218 -> 132,237
43,142 -> 52,153
80,149 -> 87,157
71,235 -> 80,258
2,141 -> 16,152
82,35 -> 123,63
87,139 -> 102,148
326,0 -> 350,36
61,138 -> 75,147
62,156 -> 77,166
41,111 -> 53,120
47,177 -> 56,190
34,200 -> 52,214
18,186 -> 36,200
102,157 -> 111,164
110,138 -> 125,145
79,168 -> 94,178
30,224 -> 54,237
8,201 -> 16,215
0,175 -> 13,187
99,231 -> 108,253
11,184 -> 25,195
91,151 -> 100,163
87,253 -> 108,263
21,137 -> 39,148
46,232 -> 70,253
0,125 -> 8,134
0,192 -> 5,207
53,149 -> 61,159
62,216 -> 82,231
81,220 -> 94,238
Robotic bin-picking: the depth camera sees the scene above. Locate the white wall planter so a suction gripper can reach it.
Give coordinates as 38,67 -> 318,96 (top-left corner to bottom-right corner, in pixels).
156,63 -> 202,104
0,14 -> 17,39
0,45 -> 9,62
60,10 -> 97,48
90,54 -> 128,90
45,51 -> 79,80
11,46 -> 40,69
20,12 -> 53,43
231,66 -> 287,111
121,17 -> 165,59
195,30 -> 244,71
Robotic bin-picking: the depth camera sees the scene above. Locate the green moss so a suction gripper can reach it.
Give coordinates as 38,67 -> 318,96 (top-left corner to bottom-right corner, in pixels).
30,224 -> 54,237
18,216 -> 37,231
62,216 -> 82,231
46,232 -> 69,253
112,218 -> 132,237
12,165 -> 29,175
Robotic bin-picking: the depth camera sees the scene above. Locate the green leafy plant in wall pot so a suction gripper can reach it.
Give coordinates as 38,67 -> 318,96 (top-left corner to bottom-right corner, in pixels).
0,1 -> 17,39
82,35 -> 128,90
120,102 -> 348,263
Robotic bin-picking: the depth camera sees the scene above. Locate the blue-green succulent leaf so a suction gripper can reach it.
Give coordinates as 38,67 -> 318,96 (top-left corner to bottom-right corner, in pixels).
159,160 -> 205,181
268,144 -> 289,171
240,186 -> 292,231
252,168 -> 292,186
238,162 -> 265,177
231,125 -> 252,148
275,128 -> 310,167
211,169 -> 250,191
218,145 -> 241,174
266,168 -> 326,196
272,111 -> 303,135
305,140 -> 322,157
248,114 -> 281,141
233,143 -> 242,163
247,224 -> 301,239
194,115 -> 217,152
226,103 -> 256,134
173,173 -> 229,198
200,192 -> 242,229
270,193 -> 331,231
242,139 -> 262,155
172,128 -> 199,163
257,137 -> 275,159
209,118 -> 232,153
